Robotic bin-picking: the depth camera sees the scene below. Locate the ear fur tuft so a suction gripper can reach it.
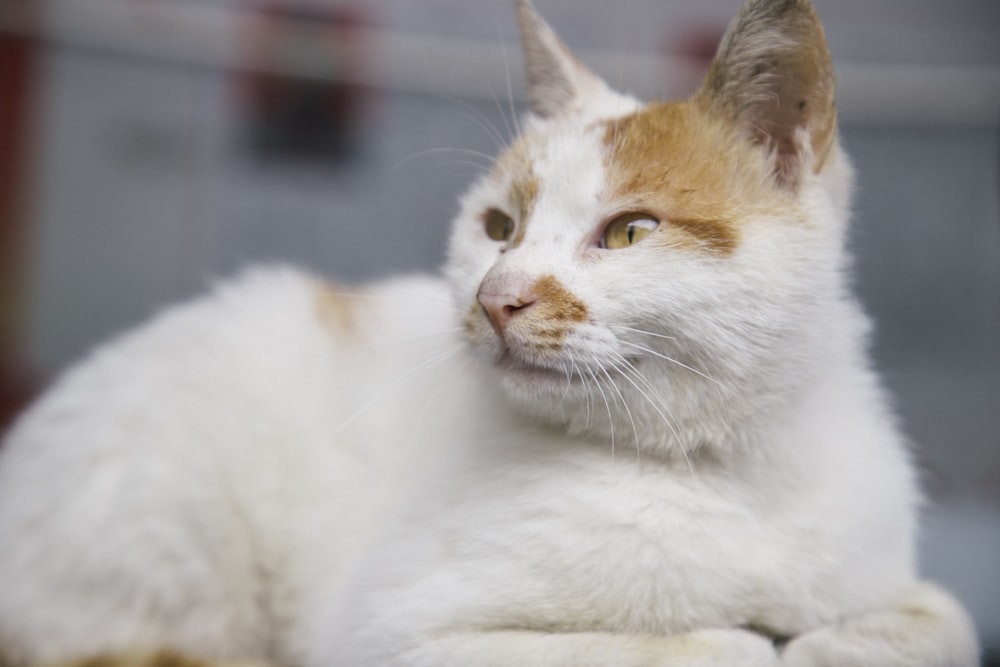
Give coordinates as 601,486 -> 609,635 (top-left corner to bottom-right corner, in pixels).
695,0 -> 837,189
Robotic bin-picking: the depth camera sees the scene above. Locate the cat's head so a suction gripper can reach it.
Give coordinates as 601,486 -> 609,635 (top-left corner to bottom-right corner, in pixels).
446,0 -> 857,457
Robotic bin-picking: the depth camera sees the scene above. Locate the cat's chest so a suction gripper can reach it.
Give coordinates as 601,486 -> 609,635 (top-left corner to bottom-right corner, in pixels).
404,441 -> 810,635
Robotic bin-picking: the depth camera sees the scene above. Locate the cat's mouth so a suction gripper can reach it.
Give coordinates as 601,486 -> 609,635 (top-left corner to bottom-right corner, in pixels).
493,348 -> 639,388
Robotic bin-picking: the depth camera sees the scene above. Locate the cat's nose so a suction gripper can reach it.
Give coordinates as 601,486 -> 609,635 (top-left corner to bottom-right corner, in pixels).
477,288 -> 537,337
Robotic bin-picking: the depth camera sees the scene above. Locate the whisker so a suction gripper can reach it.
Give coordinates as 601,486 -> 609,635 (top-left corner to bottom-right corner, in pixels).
612,359 -> 670,425
611,325 -> 677,341
486,75 -> 516,145
579,360 -> 594,430
444,95 -> 510,150
555,353 -> 578,412
609,351 -> 667,405
600,366 -> 638,460
609,361 -> 647,465
411,354 -> 475,430
496,27 -> 522,139
610,352 -> 696,475
612,19 -> 626,153
433,160 -> 493,176
362,327 -> 465,347
335,344 -> 463,434
391,147 -> 497,172
322,290 -> 454,306
619,341 -> 723,388
586,367 -> 615,457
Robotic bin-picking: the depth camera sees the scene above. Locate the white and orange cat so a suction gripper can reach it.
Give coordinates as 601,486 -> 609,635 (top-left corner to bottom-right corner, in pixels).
0,1 -> 979,666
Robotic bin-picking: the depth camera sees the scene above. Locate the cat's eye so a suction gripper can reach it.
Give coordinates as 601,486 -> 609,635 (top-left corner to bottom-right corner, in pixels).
600,213 -> 660,249
483,208 -> 515,242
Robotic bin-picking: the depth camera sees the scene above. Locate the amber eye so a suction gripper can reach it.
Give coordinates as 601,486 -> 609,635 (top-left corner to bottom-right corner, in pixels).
483,208 -> 515,242
601,213 -> 660,249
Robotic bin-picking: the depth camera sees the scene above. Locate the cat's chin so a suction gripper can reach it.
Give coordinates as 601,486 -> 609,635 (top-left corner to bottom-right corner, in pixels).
488,352 -> 580,400
495,354 -> 575,385
490,353 -> 629,427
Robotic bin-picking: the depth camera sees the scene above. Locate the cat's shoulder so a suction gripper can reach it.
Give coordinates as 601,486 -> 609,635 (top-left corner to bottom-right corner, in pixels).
70,264 -> 449,368
1,265 -> 452,451
65,263 -> 345,374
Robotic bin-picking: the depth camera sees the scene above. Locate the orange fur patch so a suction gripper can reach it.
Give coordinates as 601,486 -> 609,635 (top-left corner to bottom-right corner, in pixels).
313,281 -> 357,337
602,101 -> 794,254
493,137 -> 541,248
520,274 -> 588,346
463,301 -> 490,341
532,275 -> 587,324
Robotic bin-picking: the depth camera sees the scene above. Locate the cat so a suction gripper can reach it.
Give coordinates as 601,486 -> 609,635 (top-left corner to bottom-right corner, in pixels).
0,0 -> 980,665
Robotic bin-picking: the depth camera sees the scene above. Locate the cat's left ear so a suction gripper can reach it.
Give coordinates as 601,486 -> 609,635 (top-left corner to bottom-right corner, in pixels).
516,0 -> 610,119
695,0 -> 837,191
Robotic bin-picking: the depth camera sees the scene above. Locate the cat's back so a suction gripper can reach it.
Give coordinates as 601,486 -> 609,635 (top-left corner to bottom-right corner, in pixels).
1,263 -> 454,465
0,265 -> 456,664
1,265 -> 348,478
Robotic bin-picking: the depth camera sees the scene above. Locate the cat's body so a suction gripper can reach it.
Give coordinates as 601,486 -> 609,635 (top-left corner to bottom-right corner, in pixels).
0,268 -> 469,663
0,1 -> 979,665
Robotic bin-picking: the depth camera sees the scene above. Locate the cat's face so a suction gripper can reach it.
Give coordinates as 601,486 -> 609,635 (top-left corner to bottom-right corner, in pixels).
445,0 -> 853,455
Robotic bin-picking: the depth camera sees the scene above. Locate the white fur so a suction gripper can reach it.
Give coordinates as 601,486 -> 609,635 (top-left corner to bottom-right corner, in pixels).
0,1 -> 978,666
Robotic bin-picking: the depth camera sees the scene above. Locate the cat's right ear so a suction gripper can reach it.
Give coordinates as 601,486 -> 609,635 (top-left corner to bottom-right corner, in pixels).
694,0 -> 837,191
516,0 -> 609,119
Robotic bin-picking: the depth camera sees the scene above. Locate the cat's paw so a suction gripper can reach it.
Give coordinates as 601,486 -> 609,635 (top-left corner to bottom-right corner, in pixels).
661,628 -> 781,667
781,624 -> 978,667
781,583 -> 979,667
781,626 -> 848,667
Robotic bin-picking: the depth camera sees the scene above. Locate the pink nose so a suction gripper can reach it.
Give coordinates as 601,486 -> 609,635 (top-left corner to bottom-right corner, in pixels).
477,288 -> 537,337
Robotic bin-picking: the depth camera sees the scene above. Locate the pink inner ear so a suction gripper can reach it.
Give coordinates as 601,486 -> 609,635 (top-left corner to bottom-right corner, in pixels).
694,0 -> 836,190
749,50 -> 836,187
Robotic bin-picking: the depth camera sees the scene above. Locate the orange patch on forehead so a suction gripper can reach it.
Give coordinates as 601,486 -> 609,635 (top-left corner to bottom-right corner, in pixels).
493,136 -> 541,248
602,101 -> 791,254
510,169 -> 538,248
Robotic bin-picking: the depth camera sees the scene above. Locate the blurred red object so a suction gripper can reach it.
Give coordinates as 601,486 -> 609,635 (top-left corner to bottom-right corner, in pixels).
663,21 -> 726,96
0,362 -> 35,437
0,26 -> 41,436
241,4 -> 370,164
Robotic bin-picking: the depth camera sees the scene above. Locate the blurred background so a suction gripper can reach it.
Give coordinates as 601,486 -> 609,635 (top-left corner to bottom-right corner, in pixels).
0,0 -> 998,658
